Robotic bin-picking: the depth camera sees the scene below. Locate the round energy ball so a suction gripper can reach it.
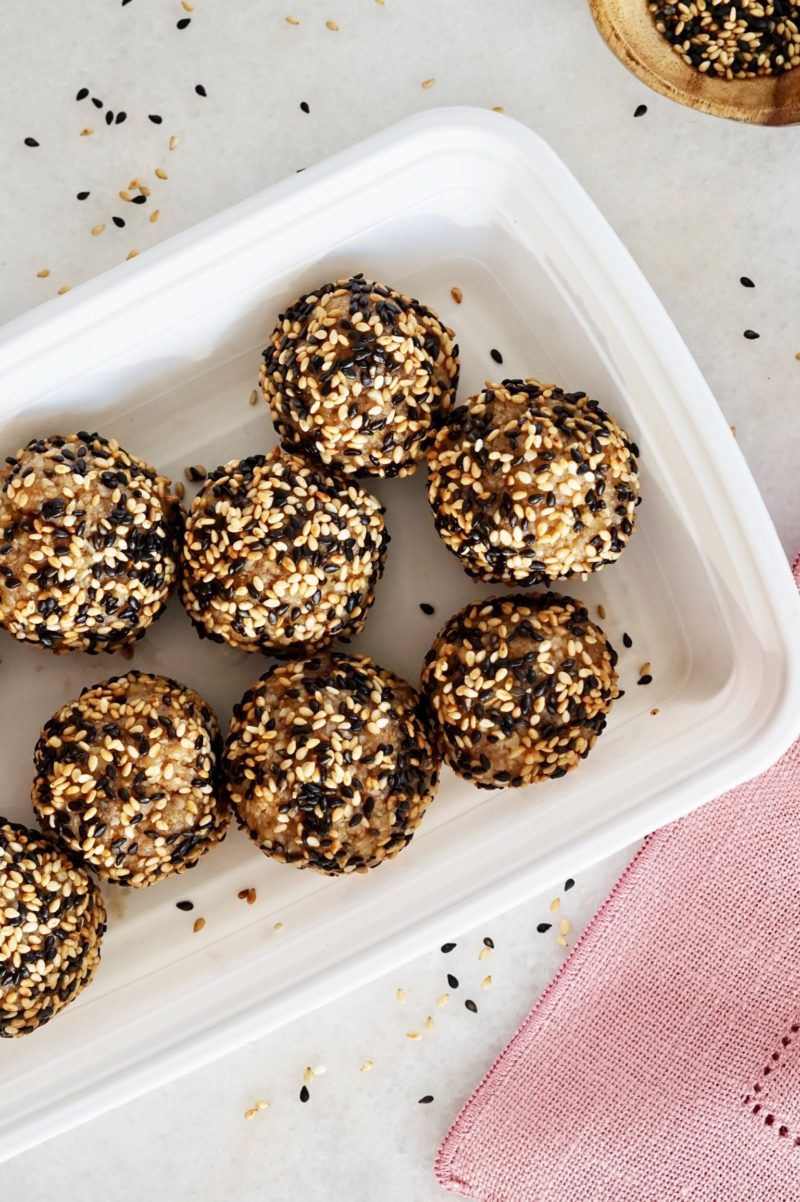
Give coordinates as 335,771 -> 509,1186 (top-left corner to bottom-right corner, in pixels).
181,450 -> 388,655
0,432 -> 182,653
260,274 -> 459,478
427,379 -> 640,585
224,652 -> 440,875
32,672 -> 227,887
1,818 -> 106,1038
422,593 -> 620,789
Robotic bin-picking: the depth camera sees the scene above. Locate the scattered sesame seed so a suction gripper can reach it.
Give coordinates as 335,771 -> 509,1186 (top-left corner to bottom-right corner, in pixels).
149,209 -> 160,223
482,975 -> 492,989
177,17 -> 191,28
243,1100 -> 269,1120
182,0 -> 194,9
564,878 -> 575,891
489,347 -> 503,364
176,900 -> 194,911
447,973 -> 459,989
622,632 -> 633,648
131,195 -> 147,205
326,19 -> 339,30
406,1031 -> 422,1040
126,248 -> 139,260
299,1085 -> 310,1102
76,191 -> 90,200
24,136 -> 39,147
795,352 -> 800,361
637,674 -> 653,686
185,464 -> 207,482
441,942 -> 456,953
559,918 -> 571,935
491,105 -> 504,112
112,216 -> 125,228
537,922 -> 552,933
195,84 -> 207,97
478,946 -> 491,961
300,101 -> 310,113
80,128 -> 93,137
36,268 -> 50,279
731,425 -> 737,437
424,1015 -> 435,1032
451,286 -> 463,304
550,897 -> 561,913
155,167 -> 168,179
556,934 -> 568,948
650,707 -> 660,717
418,1095 -> 434,1104
193,917 -> 205,933
436,994 -> 449,1007
91,224 -> 106,236
420,602 -> 435,615
273,921 -> 284,932
421,78 -> 436,89
57,284 -> 71,295
360,1060 -> 373,1072
169,135 -> 178,149
465,999 -> 478,1013
303,1066 -> 315,1084
639,662 -> 651,676
115,111 -> 127,124
149,114 -> 163,124
744,329 -> 760,340
92,98 -> 104,109
740,276 -> 755,288
396,987 -> 407,1004
634,103 -> 648,117
597,604 -> 607,620
76,87 -> 89,101
247,888 -> 256,905
249,389 -> 259,406
285,14 -> 300,23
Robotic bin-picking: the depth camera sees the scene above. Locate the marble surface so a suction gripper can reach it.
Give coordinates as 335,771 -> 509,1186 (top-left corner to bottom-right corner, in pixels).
0,1 -> 797,1199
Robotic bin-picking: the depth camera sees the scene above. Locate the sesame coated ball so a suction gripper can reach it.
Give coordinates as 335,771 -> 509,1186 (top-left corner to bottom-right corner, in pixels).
422,593 -> 620,789
1,818 -> 106,1038
427,380 -> 640,585
32,672 -> 227,887
260,274 -> 460,477
0,432 -> 182,653
224,652 -> 440,875
180,450 -> 388,655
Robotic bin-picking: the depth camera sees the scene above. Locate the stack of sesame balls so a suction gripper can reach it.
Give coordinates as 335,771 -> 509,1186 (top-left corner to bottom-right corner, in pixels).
0,273 -> 641,1036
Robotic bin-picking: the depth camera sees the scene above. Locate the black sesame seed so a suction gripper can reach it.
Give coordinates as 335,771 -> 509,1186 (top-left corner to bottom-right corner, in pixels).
300,101 -> 310,113
177,17 -> 191,28
465,999 -> 478,1013
24,137 -> 39,147
77,191 -> 90,200
489,348 -> 503,364
418,1095 -> 434,1104
115,111 -> 127,124
440,942 -> 456,953
299,1085 -> 310,1103
420,602 -> 435,615
483,936 -> 494,948
536,922 -> 551,933
447,973 -> 459,989
195,84 -> 207,97
112,216 -> 125,228
76,87 -> 89,101
564,878 -> 575,891
743,329 -> 760,340
622,632 -> 633,648
148,114 -> 163,124
740,276 -> 755,288
637,674 -> 653,685
92,97 -> 103,108
634,103 -> 648,117
131,194 -> 147,205
176,900 -> 194,912
105,110 -> 114,125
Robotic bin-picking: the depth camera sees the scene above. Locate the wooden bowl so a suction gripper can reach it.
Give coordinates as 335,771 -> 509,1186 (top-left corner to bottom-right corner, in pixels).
589,0 -> 800,125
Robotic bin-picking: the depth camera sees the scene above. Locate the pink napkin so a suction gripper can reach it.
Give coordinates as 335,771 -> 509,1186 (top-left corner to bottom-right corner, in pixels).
436,555 -> 800,1202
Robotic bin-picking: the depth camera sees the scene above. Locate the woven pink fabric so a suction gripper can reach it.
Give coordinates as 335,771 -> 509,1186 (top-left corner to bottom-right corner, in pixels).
436,556 -> 800,1202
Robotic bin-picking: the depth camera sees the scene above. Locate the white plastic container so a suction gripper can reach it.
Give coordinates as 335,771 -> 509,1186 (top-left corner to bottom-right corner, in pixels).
0,108 -> 798,1162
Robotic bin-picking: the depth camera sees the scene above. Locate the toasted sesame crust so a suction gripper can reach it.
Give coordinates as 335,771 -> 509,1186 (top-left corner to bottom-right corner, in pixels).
180,449 -> 388,655
427,379 -> 640,585
0,432 -> 182,653
260,274 -> 459,478
1,818 -> 106,1037
225,652 -> 440,875
32,672 -> 227,887
422,593 -> 619,788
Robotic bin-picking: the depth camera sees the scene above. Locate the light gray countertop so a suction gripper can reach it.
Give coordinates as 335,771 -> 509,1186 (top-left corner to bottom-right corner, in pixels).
0,1 -> 797,1198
